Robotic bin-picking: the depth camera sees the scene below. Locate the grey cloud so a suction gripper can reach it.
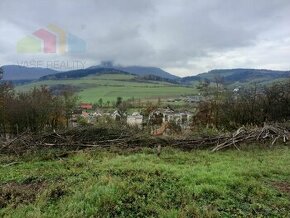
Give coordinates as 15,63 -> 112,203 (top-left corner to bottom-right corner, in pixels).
0,0 -> 290,75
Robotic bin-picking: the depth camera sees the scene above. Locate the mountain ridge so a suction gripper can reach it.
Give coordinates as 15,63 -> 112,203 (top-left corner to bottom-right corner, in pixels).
89,64 -> 179,80
1,64 -> 179,81
181,68 -> 290,84
1,65 -> 59,80
1,65 -> 290,85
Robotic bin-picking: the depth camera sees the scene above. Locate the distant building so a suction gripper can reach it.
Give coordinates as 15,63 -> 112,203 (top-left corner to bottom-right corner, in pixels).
80,103 -> 93,110
127,112 -> 143,128
81,111 -> 89,118
167,98 -> 182,103
73,108 -> 82,115
233,87 -> 240,93
93,111 -> 103,118
149,106 -> 193,127
111,110 -> 123,121
69,114 -> 79,127
185,95 -> 203,103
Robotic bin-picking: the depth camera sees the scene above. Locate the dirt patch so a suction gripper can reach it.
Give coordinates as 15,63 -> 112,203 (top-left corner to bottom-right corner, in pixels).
273,181 -> 290,194
48,186 -> 67,201
0,179 -> 46,208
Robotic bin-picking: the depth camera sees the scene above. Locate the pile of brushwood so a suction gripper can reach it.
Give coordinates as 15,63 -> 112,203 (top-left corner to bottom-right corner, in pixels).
0,126 -> 161,155
212,124 -> 289,151
0,123 -> 289,154
173,124 -> 289,151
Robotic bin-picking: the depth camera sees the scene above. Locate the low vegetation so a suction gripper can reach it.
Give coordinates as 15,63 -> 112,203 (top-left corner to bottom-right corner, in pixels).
0,83 -> 77,134
195,79 -> 290,129
0,146 -> 290,217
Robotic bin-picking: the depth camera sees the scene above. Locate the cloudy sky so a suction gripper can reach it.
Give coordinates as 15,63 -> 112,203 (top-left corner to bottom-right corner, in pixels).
0,0 -> 290,76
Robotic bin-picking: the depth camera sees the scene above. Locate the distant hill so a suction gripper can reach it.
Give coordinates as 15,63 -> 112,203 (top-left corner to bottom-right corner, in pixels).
1,65 -> 59,80
181,69 -> 290,84
89,64 -> 179,80
40,68 -> 131,80
13,66 -> 290,103
1,64 -> 179,81
40,68 -> 179,85
40,63 -> 180,81
3,65 -> 290,86
117,66 -> 179,80
17,73 -> 194,103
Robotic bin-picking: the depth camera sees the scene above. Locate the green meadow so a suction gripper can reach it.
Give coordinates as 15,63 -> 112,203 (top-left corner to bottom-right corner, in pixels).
1,146 -> 290,217
16,74 -> 196,103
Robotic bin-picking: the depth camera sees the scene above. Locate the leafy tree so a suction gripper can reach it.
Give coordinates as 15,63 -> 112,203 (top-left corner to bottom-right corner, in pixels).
195,80 -> 290,129
157,97 -> 161,106
196,79 -> 210,97
98,98 -> 103,107
62,91 -> 78,127
116,97 -> 122,107
0,82 -> 14,135
0,85 -> 78,134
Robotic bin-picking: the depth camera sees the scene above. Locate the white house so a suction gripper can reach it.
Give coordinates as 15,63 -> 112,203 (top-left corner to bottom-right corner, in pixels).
149,107 -> 193,127
127,112 -> 143,128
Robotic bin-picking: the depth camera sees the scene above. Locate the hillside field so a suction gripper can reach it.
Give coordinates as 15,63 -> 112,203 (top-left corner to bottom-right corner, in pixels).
1,146 -> 290,217
15,74 -> 196,103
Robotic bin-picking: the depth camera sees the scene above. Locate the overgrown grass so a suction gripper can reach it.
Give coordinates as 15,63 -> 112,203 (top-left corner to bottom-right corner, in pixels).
1,146 -> 290,217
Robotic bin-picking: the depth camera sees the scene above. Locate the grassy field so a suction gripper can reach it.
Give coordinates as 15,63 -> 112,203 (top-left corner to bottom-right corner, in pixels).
16,74 -> 196,103
1,146 -> 290,217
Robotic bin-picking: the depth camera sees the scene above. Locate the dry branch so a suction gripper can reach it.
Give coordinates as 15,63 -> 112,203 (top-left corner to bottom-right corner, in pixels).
0,124 -> 289,154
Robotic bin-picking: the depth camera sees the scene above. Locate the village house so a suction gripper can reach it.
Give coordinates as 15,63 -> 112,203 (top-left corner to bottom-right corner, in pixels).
184,95 -> 203,104
149,106 -> 193,127
81,111 -> 90,119
111,110 -> 126,121
69,114 -> 79,128
80,103 -> 93,110
92,110 -> 103,118
80,111 -> 101,124
127,112 -> 143,128
70,106 -> 193,129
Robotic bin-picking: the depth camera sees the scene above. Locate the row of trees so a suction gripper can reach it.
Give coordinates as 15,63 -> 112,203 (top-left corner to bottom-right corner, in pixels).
0,83 -> 77,135
93,97 -> 157,109
195,79 -> 290,129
